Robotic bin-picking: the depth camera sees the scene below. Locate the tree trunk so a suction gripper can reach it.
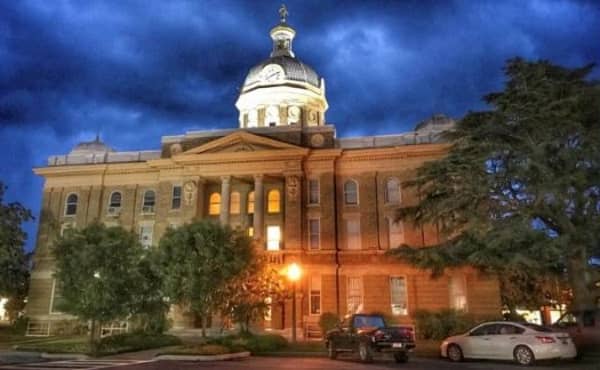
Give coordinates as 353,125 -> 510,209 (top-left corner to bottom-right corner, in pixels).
89,319 -> 97,354
567,250 -> 593,313
201,315 -> 207,338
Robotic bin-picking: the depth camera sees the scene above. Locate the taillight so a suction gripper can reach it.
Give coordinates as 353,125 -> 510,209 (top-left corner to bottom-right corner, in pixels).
536,336 -> 556,344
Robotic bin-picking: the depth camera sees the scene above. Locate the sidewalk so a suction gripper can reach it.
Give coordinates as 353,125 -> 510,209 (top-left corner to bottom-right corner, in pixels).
0,350 -> 42,365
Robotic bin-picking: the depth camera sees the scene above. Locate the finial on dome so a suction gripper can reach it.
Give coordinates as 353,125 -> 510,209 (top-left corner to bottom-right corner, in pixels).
279,4 -> 288,23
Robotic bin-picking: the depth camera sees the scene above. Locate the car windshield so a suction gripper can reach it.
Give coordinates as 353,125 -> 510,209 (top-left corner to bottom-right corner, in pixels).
522,323 -> 553,332
354,315 -> 385,329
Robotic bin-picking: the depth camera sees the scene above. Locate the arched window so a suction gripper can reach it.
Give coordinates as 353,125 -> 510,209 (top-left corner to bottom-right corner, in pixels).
344,180 -> 358,205
247,191 -> 255,214
230,192 -> 241,214
109,191 -> 122,208
142,190 -> 155,213
267,190 -> 281,213
64,193 -> 78,216
385,178 -> 401,204
209,193 -> 221,215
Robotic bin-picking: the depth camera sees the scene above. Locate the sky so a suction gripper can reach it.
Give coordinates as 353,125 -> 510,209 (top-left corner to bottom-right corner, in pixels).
1,0 -> 599,251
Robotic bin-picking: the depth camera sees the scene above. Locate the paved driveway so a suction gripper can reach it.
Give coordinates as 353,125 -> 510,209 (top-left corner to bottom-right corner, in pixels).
1,356 -> 598,370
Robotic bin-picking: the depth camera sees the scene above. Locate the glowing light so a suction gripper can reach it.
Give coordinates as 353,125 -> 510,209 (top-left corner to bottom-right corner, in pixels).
287,263 -> 302,281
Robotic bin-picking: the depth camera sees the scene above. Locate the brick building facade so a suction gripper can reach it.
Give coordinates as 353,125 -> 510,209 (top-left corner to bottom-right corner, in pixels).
25,11 -> 501,336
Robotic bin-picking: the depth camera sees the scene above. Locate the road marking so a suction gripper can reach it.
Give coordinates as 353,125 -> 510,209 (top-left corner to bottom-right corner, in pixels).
0,359 -> 153,370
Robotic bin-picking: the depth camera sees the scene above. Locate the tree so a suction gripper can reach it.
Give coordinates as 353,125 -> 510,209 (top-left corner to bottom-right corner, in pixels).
52,222 -> 151,349
390,58 -> 600,313
0,182 -> 33,321
221,258 -> 286,334
157,220 -> 255,337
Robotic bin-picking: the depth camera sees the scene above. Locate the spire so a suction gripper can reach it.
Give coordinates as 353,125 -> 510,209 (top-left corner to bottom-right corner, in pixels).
270,5 -> 295,57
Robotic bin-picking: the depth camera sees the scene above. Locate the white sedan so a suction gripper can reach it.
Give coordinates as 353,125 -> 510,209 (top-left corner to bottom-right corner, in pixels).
440,321 -> 577,366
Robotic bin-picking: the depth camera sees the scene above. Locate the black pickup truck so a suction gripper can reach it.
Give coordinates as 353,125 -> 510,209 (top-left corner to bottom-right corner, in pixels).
324,313 -> 416,363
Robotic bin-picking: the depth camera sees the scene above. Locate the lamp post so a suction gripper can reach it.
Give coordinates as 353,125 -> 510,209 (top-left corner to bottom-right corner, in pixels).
287,262 -> 302,343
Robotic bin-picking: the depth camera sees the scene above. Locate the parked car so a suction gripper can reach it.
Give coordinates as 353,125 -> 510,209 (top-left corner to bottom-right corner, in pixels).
440,321 -> 576,366
324,313 -> 416,363
553,309 -> 600,355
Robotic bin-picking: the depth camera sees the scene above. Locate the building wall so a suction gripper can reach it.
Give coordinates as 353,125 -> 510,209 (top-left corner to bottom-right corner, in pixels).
26,140 -> 502,333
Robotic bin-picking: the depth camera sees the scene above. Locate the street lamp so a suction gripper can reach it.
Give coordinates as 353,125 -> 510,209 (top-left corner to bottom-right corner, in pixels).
286,262 -> 302,343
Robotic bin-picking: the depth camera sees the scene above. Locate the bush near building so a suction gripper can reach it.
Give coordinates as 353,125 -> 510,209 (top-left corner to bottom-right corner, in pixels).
414,309 -> 501,340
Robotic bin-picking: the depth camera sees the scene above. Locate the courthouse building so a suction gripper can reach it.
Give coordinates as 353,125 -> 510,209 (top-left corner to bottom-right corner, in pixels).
25,11 -> 501,336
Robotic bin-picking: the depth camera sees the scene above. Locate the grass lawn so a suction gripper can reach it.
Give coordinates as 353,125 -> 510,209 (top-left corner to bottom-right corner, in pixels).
13,333 -> 181,356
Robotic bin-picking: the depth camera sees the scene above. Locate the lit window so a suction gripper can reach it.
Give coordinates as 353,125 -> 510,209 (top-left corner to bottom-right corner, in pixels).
265,296 -> 272,321
309,219 -> 320,250
139,224 -> 153,248
344,180 -> 358,205
390,276 -> 408,315
142,190 -> 155,213
308,179 -> 320,205
266,225 -> 281,251
248,227 -> 254,237
449,275 -> 468,311
267,190 -> 280,213
346,219 -> 361,250
171,186 -> 182,209
266,105 -> 280,126
109,191 -> 122,208
65,193 -> 78,216
50,279 -> 65,314
247,191 -> 255,214
347,277 -> 363,314
388,218 -> 404,249
385,178 -> 401,204
209,193 -> 221,215
310,275 -> 321,315
230,192 -> 241,214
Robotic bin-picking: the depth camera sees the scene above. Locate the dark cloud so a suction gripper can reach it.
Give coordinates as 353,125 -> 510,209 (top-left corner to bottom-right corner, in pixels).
0,0 -> 598,250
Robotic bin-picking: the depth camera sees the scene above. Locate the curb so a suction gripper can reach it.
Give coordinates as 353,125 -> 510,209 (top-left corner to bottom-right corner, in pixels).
253,352 -> 327,357
155,351 -> 250,361
41,353 -> 89,360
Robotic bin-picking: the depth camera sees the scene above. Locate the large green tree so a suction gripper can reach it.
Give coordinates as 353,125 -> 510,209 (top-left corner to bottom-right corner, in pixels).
52,222 -> 155,349
157,220 -> 255,337
390,58 -> 600,313
0,182 -> 33,321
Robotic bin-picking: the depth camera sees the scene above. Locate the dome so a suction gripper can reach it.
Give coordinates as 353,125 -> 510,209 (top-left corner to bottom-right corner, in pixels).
70,136 -> 114,154
243,55 -> 321,90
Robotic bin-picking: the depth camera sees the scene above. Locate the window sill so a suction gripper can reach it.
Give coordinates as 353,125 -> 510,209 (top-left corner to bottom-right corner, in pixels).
139,212 -> 156,216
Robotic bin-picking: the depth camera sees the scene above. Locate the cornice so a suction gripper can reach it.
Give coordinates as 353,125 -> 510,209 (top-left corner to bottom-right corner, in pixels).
340,143 -> 450,162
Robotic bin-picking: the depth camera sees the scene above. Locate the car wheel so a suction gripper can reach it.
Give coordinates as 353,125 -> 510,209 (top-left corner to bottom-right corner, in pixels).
447,344 -> 463,362
327,341 -> 337,360
394,352 -> 409,363
358,341 -> 373,363
514,345 -> 535,366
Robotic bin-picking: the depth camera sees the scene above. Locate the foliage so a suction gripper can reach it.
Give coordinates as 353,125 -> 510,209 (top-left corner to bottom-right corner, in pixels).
52,222 -> 163,348
318,312 -> 340,334
208,333 -> 288,353
390,59 -> 600,312
221,257 -> 287,334
0,182 -> 33,314
157,220 -> 255,337
159,344 -> 233,356
8,316 -> 29,335
413,309 -> 500,340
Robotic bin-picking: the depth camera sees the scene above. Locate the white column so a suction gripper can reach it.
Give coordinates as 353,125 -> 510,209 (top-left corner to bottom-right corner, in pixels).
220,176 -> 231,225
253,174 -> 264,240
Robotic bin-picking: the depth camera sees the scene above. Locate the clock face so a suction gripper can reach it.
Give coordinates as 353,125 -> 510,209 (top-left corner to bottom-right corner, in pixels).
260,64 -> 284,82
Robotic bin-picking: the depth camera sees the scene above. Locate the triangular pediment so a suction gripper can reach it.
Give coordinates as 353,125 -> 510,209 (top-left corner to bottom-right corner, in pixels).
182,131 -> 304,155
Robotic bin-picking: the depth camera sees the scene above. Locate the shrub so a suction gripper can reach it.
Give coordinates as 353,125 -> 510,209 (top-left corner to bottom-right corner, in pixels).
318,312 -> 340,334
10,316 -> 29,335
414,309 -> 483,340
97,333 -> 181,355
208,333 -> 287,353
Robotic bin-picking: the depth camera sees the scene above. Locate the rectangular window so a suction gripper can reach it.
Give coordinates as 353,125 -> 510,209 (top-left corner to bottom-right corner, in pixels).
171,186 -> 182,209
309,219 -> 320,250
388,219 -> 404,249
139,225 -> 153,248
308,179 -> 320,205
264,296 -> 272,321
347,276 -> 363,314
50,279 -> 66,314
310,275 -> 321,315
248,226 -> 254,237
266,225 -> 281,251
449,275 -> 468,311
60,222 -> 75,237
390,276 -> 408,315
346,219 -> 361,250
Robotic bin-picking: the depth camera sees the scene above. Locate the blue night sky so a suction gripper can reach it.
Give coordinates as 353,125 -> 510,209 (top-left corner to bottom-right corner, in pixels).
1,0 -> 599,251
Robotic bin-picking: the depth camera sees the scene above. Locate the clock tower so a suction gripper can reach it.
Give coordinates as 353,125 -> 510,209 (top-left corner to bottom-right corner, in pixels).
235,5 -> 328,129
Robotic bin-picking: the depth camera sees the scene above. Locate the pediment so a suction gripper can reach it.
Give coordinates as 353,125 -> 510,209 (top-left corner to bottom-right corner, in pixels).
182,131 -> 304,155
